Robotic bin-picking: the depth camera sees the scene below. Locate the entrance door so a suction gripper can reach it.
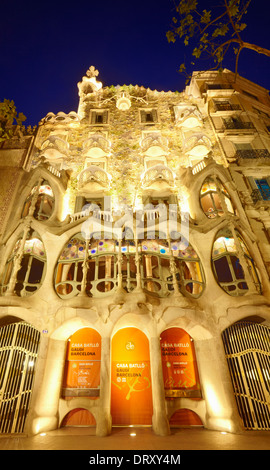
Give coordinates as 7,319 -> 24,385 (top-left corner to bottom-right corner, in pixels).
0,321 -> 40,433
222,321 -> 270,430
111,327 -> 153,425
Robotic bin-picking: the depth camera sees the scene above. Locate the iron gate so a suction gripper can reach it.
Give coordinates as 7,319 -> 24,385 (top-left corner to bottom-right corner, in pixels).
0,321 -> 40,433
222,321 -> 270,430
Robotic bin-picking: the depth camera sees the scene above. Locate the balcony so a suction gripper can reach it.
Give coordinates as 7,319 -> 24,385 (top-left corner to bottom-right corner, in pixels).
251,188 -> 270,204
69,208 -> 113,224
77,165 -> 112,190
140,133 -> 169,156
219,120 -> 256,136
184,133 -> 212,159
43,111 -> 80,124
174,105 -> 202,128
236,149 -> 270,160
141,164 -> 175,189
82,134 -> 111,157
214,103 -> 241,112
39,136 -> 69,162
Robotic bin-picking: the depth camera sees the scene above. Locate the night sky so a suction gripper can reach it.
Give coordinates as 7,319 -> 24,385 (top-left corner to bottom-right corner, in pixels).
1,0 -> 270,127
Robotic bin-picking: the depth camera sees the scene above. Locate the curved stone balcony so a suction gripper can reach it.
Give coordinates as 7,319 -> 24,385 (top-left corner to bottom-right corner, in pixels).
141,164 -> 175,188
140,133 -> 169,156
184,133 -> 212,159
39,135 -> 70,162
82,134 -> 111,157
78,165 -> 112,190
174,105 -> 203,128
43,111 -> 80,124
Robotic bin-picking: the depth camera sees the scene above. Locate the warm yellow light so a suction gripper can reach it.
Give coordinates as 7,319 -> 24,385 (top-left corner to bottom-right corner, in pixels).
205,385 -> 223,415
62,188 -> 71,220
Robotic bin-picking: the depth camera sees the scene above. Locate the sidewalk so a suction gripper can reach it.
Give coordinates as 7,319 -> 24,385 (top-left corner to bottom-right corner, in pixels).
0,426 -> 269,451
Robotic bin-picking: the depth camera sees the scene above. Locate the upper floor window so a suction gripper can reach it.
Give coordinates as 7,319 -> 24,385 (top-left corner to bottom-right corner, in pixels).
140,108 -> 158,124
200,176 -> 234,218
1,231 -> 46,297
212,229 -> 261,296
255,179 -> 270,201
22,180 -> 54,221
90,109 -> 109,125
249,177 -> 270,203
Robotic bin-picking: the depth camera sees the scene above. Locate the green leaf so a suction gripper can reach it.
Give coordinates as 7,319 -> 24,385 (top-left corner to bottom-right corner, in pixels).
200,32 -> 209,43
192,47 -> 202,58
212,24 -> 229,38
179,63 -> 186,73
166,30 -> 176,43
201,9 -> 211,24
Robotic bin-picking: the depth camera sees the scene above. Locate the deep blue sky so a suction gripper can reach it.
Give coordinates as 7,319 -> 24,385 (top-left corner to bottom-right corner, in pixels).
1,0 -> 270,126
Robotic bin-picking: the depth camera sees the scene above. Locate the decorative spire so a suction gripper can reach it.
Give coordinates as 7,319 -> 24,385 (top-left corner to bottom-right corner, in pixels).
86,66 -> 99,79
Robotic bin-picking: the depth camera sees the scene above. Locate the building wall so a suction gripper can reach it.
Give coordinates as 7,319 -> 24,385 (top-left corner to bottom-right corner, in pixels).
0,68 -> 270,436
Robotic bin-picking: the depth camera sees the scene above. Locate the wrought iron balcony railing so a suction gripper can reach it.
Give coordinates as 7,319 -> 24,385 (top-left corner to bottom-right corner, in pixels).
224,120 -> 255,130
236,149 -> 270,160
251,188 -> 270,204
215,103 -> 241,112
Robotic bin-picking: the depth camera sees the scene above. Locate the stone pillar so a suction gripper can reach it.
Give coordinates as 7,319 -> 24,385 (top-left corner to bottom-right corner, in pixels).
149,336 -> 170,436
198,334 -> 243,433
32,337 -> 67,434
96,336 -> 112,436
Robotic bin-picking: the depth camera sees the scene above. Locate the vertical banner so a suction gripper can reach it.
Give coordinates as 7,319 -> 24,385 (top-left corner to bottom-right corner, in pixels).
111,327 -> 153,425
160,328 -> 201,398
62,327 -> 101,397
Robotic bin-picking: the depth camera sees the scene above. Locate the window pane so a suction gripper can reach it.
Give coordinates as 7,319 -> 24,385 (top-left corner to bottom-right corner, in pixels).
16,256 -> 29,281
201,194 -> 215,216
230,255 -> 245,280
214,257 -> 233,283
28,258 -> 44,284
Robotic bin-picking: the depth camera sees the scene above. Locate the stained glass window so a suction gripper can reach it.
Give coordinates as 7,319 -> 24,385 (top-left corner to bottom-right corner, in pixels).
200,177 -> 234,219
22,180 -> 55,221
212,229 -> 261,296
55,234 -> 205,299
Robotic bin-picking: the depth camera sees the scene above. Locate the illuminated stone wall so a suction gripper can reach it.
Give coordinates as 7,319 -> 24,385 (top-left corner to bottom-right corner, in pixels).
0,67 -> 270,436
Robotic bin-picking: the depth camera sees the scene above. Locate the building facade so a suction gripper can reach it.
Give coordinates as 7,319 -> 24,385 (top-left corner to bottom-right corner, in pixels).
0,67 -> 270,437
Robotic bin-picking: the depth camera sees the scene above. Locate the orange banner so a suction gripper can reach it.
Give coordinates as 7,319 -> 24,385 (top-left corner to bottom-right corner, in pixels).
111,328 -> 153,425
63,328 -> 101,393
160,328 -> 201,397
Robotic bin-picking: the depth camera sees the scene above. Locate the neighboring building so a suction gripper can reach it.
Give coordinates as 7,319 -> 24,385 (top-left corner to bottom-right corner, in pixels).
0,67 -> 270,437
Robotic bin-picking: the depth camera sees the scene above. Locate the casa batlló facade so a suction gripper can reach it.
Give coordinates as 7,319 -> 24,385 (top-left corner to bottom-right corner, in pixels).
0,67 -> 270,437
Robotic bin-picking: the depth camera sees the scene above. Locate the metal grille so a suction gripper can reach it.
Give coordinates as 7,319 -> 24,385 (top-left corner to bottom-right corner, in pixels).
0,321 -> 40,434
222,322 -> 270,430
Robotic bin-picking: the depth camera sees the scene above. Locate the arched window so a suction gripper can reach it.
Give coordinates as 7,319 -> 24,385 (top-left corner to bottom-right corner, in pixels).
212,229 -> 261,296
200,176 -> 234,218
22,180 -> 54,221
1,231 -> 46,296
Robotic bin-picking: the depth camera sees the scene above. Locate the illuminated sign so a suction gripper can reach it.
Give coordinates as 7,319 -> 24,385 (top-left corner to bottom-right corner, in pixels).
111,328 -> 153,425
62,327 -> 101,397
160,328 -> 201,398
